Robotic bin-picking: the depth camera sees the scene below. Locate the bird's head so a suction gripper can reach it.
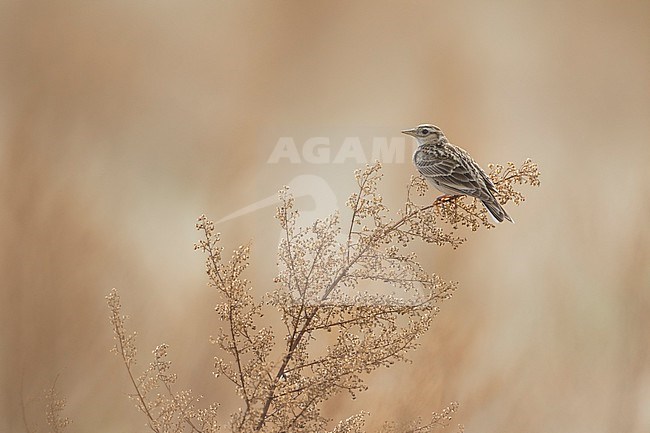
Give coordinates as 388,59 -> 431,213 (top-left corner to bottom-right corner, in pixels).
401,124 -> 446,145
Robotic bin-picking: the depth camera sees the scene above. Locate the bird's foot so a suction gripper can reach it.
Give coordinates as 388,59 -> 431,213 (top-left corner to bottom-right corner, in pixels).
434,194 -> 461,205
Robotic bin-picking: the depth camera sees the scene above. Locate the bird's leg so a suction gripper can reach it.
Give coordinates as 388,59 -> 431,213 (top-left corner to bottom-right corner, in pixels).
434,194 -> 461,205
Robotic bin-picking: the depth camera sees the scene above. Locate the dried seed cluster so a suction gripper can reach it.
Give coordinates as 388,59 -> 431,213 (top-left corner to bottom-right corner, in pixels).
104,159 -> 539,432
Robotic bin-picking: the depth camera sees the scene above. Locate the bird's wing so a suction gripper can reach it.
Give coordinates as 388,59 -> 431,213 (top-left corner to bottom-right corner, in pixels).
479,167 -> 497,192
415,149 -> 488,198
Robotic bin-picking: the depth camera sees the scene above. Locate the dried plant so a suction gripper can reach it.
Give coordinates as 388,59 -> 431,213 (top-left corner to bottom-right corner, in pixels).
379,402 -> 462,433
43,378 -> 72,433
416,159 -> 541,233
107,160 -> 540,432
107,289 -> 220,432
22,376 -> 72,433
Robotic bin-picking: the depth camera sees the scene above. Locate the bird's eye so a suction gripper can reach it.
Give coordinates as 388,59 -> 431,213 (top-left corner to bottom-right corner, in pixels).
421,128 -> 430,135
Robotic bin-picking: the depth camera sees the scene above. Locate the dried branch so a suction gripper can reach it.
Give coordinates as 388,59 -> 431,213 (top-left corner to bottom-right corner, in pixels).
106,289 -> 220,433
107,158 -> 540,433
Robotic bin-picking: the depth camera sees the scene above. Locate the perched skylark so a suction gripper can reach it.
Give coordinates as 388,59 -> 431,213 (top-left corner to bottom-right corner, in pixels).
402,124 -> 513,223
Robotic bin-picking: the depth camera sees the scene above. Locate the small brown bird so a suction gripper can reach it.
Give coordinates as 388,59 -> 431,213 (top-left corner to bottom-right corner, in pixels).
402,124 -> 513,223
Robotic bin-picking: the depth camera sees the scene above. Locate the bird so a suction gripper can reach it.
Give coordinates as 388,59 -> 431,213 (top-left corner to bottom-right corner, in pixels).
402,124 -> 513,223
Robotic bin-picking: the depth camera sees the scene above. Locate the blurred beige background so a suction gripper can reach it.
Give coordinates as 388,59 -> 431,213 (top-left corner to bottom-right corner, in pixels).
1,1 -> 649,432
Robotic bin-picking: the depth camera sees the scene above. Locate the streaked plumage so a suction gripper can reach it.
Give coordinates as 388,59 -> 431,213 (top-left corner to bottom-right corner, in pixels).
402,124 -> 513,223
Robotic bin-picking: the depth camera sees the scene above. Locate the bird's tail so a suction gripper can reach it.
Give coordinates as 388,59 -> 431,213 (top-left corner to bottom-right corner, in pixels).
482,196 -> 514,224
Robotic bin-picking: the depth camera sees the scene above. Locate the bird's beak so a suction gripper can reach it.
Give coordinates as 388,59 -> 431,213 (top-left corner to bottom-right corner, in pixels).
401,128 -> 417,137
